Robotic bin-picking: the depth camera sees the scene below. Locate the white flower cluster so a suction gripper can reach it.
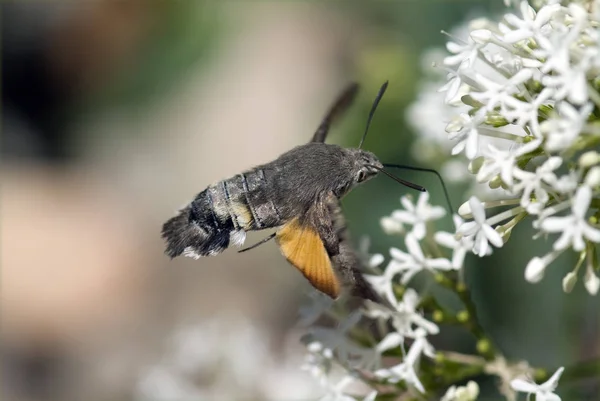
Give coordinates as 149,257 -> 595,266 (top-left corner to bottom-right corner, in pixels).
300,194 -> 470,400
408,0 -> 600,294
300,192 -> 567,399
300,286 -> 439,398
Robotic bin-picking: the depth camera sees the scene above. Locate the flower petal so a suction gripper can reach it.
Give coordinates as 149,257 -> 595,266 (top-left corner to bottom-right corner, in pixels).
435,232 -> 458,249
412,223 -> 426,240
405,234 -> 424,261
390,247 -> 412,262
468,196 -> 486,222
540,216 -> 569,233
573,186 -> 592,218
482,225 -> 504,247
427,258 -> 454,270
510,378 -> 537,393
541,366 -> 564,391
376,333 -> 404,353
392,210 -> 417,224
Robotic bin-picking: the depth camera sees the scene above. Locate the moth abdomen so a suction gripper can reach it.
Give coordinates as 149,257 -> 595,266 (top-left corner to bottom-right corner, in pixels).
162,168 -> 285,260
162,188 -> 242,259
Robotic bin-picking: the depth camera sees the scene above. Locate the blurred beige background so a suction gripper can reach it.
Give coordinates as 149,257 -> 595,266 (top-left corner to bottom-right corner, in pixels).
2,2 -> 368,400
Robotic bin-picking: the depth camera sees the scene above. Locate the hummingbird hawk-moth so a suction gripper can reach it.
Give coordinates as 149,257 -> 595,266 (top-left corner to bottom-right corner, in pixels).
161,82 -> 451,302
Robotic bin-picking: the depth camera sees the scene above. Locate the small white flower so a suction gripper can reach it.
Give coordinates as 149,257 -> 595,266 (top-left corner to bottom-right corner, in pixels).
363,289 -> 439,338
446,110 -> 487,160
457,197 -> 504,256
439,67 -> 466,104
542,58 -> 590,105
539,186 -> 600,251
391,192 -> 446,239
513,156 -> 562,214
501,87 -> 554,135
388,234 -> 453,284
541,102 -> 594,152
501,2 -> 561,44
510,366 -> 564,401
476,144 -> 519,187
482,139 -> 542,187
374,329 -> 434,393
391,289 -> 440,336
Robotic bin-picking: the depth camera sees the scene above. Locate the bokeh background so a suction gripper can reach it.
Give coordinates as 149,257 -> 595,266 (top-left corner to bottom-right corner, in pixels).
2,1 -> 598,401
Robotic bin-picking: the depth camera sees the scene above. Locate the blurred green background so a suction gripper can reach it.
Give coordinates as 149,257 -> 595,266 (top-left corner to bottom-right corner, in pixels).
2,1 -> 597,400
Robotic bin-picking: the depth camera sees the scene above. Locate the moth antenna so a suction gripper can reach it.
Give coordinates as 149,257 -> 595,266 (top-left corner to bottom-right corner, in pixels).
311,82 -> 359,143
358,81 -> 389,149
371,166 -> 426,192
383,163 -> 454,214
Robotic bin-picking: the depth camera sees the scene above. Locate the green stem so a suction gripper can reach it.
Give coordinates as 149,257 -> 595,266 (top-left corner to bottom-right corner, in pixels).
438,272 -> 498,360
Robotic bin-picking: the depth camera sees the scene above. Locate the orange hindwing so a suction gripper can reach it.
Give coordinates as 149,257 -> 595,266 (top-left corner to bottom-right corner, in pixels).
276,218 -> 340,298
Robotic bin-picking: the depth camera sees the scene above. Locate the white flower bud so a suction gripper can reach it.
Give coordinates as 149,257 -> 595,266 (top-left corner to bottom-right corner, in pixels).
585,166 -> 600,187
562,271 -> 578,293
525,257 -> 547,283
584,263 -> 600,295
579,151 -> 600,168
368,254 -> 385,268
380,216 -> 404,235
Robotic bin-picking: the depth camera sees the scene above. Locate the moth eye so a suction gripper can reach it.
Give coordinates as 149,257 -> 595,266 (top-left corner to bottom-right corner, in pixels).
357,170 -> 366,183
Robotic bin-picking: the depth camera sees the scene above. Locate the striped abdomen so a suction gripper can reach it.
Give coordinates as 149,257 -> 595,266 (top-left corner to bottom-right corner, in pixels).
161,168 -> 282,258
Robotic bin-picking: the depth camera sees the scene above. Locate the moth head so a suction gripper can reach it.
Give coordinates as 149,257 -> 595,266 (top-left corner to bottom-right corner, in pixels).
343,148 -> 383,189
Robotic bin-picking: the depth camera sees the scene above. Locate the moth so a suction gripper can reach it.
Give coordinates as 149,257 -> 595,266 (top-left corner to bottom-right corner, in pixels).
162,82 -> 451,302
